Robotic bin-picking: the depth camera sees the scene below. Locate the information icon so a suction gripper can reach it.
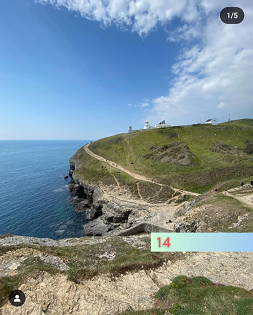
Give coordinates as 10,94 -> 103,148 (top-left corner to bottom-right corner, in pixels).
9,290 -> 26,307
220,7 -> 244,24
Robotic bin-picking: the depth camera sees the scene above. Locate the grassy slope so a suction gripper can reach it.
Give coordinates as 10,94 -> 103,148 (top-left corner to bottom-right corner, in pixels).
119,276 -> 253,315
89,119 -> 253,192
72,147 -> 140,197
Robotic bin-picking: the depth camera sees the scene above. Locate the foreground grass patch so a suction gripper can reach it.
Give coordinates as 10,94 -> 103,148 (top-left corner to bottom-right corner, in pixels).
38,237 -> 163,283
156,275 -> 253,315
119,276 -> 253,315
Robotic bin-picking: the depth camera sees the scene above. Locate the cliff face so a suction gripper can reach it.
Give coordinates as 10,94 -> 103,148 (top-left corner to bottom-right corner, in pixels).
69,151 -> 144,236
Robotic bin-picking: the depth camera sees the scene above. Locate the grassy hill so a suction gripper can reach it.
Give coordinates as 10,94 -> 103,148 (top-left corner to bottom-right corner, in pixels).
88,119 -> 253,193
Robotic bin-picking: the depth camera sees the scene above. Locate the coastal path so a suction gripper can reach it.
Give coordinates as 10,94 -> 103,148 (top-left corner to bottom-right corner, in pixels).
221,187 -> 253,209
84,143 -> 199,197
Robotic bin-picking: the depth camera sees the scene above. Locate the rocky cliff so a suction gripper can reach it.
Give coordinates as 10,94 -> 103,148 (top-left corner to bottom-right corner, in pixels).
69,151 -> 173,236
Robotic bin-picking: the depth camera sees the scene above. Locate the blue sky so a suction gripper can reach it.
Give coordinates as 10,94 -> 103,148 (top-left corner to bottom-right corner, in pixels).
0,0 -> 252,140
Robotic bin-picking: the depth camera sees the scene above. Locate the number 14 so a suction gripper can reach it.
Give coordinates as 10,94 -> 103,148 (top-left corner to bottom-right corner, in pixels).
157,237 -> 171,248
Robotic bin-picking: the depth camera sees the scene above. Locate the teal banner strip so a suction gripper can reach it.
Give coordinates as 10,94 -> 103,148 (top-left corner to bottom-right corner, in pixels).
151,233 -> 253,252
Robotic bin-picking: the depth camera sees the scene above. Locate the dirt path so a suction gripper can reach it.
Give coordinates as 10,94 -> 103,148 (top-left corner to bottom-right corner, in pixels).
111,174 -> 121,188
85,143 -> 157,184
84,143 -> 199,197
222,187 -> 253,208
136,182 -> 143,200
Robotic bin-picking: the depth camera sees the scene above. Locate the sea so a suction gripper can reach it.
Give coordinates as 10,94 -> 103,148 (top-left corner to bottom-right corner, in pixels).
0,140 -> 91,239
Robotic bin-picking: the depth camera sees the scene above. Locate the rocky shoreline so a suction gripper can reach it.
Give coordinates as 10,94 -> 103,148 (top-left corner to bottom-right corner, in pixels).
68,154 -> 175,236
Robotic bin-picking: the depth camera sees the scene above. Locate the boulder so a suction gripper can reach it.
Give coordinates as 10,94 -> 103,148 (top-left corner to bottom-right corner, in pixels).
84,217 -> 109,236
75,200 -> 91,211
104,209 -> 132,224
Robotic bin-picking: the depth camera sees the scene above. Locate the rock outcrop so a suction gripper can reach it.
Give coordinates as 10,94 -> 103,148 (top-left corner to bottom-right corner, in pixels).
68,154 -> 146,236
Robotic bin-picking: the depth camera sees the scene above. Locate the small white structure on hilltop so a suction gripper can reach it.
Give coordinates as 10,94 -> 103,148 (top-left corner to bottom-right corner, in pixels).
144,120 -> 153,129
205,118 -> 218,125
155,120 -> 171,128
129,120 -> 170,132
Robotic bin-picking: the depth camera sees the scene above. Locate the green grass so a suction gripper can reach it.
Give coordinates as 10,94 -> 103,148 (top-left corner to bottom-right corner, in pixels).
119,276 -> 253,315
35,237 -> 164,282
217,176 -> 253,191
86,120 -> 253,192
220,118 -> 253,127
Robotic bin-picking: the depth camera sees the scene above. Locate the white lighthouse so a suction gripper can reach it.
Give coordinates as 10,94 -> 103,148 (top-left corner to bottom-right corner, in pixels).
144,120 -> 151,129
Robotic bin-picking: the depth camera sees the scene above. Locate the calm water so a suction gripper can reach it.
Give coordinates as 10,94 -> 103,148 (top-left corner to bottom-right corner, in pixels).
0,140 -> 91,239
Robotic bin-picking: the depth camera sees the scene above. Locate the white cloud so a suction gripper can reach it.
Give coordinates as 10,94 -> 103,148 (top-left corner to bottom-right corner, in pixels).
138,102 -> 149,107
147,1 -> 253,124
36,0 -> 253,124
36,0 -> 206,36
217,102 -> 226,109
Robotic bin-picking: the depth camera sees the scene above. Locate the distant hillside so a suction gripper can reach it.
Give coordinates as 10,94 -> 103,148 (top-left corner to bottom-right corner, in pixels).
88,119 -> 253,193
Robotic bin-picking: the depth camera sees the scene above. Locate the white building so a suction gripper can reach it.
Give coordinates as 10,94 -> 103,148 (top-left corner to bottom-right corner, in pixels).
144,120 -> 154,129
155,120 -> 171,128
205,118 -> 218,125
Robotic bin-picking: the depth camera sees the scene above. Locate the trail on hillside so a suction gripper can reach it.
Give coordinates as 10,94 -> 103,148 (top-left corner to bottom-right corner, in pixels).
221,187 -> 253,209
111,174 -> 121,188
85,143 -> 159,183
136,182 -> 143,200
84,143 -> 199,196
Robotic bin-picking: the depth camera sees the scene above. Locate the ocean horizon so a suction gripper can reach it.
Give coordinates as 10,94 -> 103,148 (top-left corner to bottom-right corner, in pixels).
0,140 -> 92,239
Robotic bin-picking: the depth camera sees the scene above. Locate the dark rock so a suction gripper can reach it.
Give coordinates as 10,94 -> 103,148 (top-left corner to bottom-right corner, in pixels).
68,184 -> 76,192
174,221 -> 199,233
69,170 -> 74,177
64,175 -> 69,179
104,210 -> 131,224
84,217 -> 108,236
69,160 -> 75,177
75,200 -> 91,211
75,185 -> 86,198
90,202 -> 103,219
